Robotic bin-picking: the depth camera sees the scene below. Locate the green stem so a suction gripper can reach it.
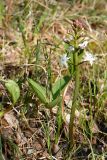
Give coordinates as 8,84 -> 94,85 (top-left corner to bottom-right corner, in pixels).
69,51 -> 80,148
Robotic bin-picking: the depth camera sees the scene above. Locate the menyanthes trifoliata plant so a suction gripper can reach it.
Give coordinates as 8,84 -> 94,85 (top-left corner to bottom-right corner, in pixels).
61,28 -> 97,149
28,24 -> 97,150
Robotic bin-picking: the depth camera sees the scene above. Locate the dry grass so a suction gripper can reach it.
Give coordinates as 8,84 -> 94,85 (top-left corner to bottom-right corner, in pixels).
0,0 -> 107,159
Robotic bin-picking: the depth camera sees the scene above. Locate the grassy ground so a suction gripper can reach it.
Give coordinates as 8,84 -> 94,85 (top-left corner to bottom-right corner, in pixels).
0,0 -> 107,159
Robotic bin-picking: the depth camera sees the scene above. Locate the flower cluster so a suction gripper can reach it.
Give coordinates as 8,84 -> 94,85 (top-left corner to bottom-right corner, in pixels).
60,36 -> 97,68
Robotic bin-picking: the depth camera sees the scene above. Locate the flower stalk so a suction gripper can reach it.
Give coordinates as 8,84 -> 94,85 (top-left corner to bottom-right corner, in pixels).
69,51 -> 80,148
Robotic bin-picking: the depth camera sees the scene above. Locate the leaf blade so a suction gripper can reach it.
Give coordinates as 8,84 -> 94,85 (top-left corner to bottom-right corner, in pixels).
52,75 -> 71,99
28,78 -> 49,104
5,80 -> 20,105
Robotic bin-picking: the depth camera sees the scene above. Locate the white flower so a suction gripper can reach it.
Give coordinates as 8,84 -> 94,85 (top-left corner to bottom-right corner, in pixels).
79,40 -> 88,49
60,54 -> 69,68
83,51 -> 97,66
69,46 -> 75,52
64,35 -> 74,42
69,35 -> 74,41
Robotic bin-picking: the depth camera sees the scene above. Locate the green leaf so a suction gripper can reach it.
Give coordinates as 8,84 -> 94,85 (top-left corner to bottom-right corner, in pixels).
52,75 -> 71,99
5,80 -> 20,105
46,96 -> 62,109
28,78 -> 49,104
